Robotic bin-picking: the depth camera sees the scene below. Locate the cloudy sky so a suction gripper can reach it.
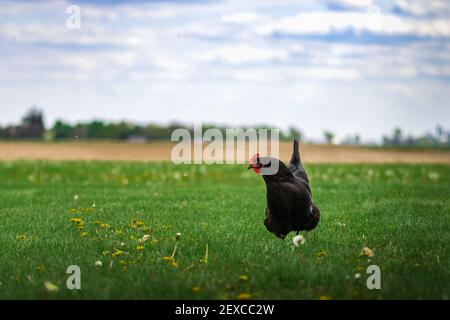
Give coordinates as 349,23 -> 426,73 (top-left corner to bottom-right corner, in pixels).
0,0 -> 449,142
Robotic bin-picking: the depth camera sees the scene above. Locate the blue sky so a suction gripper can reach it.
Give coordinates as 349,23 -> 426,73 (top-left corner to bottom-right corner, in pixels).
0,0 -> 449,142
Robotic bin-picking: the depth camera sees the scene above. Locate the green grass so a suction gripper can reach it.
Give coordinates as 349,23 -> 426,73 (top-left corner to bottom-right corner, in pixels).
0,161 -> 449,300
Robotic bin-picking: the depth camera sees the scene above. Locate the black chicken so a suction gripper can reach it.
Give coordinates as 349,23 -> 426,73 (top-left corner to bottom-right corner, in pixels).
248,140 -> 320,239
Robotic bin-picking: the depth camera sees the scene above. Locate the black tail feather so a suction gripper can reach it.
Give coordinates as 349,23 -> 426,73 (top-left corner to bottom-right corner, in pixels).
289,139 -> 310,184
290,139 -> 301,167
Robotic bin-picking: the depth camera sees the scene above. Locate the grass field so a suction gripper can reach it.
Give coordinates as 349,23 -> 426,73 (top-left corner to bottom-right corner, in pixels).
0,161 -> 449,300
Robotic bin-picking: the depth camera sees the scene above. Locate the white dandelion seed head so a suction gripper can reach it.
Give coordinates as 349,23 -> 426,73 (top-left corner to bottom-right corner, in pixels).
354,273 -> 361,279
175,232 -> 181,241
74,194 -> 79,201
292,235 -> 305,247
142,234 -> 151,242
95,260 -> 103,267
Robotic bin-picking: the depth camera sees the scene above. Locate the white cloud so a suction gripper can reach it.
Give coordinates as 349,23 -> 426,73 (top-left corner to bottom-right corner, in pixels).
195,45 -> 288,64
325,0 -> 373,8
62,56 -> 98,71
291,67 -> 361,80
255,11 -> 450,37
395,0 -> 450,17
126,8 -> 177,19
82,6 -> 119,21
221,12 -> 264,24
0,22 -> 150,48
155,56 -> 189,74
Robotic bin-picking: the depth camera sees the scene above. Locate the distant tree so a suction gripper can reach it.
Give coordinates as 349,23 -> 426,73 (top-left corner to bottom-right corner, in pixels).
435,125 -> 447,144
52,120 -> 74,139
107,122 -> 133,140
86,120 -> 107,139
382,135 -> 390,146
288,126 -> 302,141
404,135 -> 415,146
74,124 -> 88,139
392,127 -> 402,145
18,107 -> 45,139
324,130 -> 335,144
144,124 -> 172,140
342,133 -> 361,145
0,125 -> 9,139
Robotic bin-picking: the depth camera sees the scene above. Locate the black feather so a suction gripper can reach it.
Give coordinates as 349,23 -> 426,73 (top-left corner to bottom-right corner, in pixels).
256,140 -> 319,239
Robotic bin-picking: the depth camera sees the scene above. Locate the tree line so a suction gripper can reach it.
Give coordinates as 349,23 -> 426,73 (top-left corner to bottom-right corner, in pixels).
382,126 -> 449,148
0,108 -> 302,142
0,107 -> 448,147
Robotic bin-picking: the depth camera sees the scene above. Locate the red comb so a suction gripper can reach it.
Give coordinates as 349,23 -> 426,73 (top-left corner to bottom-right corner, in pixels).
249,153 -> 260,164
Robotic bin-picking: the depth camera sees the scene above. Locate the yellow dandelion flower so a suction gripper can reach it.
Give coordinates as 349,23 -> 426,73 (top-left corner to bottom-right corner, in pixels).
112,248 -> 125,257
16,235 -> 27,241
44,281 -> 59,293
238,275 -> 249,282
136,245 -> 144,251
129,219 -> 145,228
361,247 -> 374,257
161,256 -> 178,268
119,260 -> 128,266
237,293 -> 252,300
316,250 -> 328,258
69,218 -> 82,223
80,232 -> 88,237
192,286 -> 202,293
35,264 -> 45,272
319,295 -> 332,300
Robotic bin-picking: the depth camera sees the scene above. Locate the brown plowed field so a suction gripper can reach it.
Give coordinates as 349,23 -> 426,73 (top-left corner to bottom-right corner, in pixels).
0,141 -> 449,164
